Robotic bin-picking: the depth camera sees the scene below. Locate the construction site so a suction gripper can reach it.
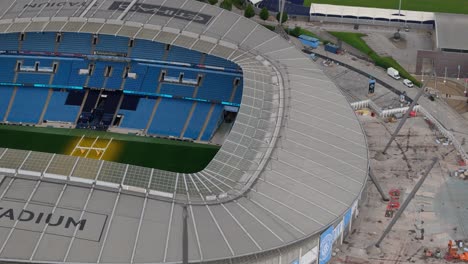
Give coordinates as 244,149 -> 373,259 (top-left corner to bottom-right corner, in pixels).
315,56 -> 468,263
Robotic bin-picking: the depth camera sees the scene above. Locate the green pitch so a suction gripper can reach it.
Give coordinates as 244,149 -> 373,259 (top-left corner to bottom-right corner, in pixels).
0,125 -> 219,173
304,0 -> 468,15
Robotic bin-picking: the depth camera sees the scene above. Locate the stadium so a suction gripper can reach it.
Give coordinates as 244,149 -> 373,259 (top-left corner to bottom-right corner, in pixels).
0,1 -> 368,264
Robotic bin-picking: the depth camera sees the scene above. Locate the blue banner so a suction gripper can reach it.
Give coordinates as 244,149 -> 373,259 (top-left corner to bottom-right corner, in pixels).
319,225 -> 334,264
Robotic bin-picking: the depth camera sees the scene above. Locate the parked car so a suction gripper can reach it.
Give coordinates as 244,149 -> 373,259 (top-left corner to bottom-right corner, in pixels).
403,79 -> 413,87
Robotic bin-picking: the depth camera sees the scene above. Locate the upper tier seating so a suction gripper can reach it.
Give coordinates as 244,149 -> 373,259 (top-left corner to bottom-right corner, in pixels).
95,35 -> 129,54
0,33 -> 19,50
22,32 -> 56,52
204,54 -> 238,69
57,33 -> 92,54
130,39 -> 166,61
166,46 -> 202,65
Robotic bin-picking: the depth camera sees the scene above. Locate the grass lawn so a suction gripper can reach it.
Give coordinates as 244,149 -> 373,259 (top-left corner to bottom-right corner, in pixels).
0,125 -> 219,173
328,31 -> 421,87
286,26 -> 321,40
304,0 -> 468,14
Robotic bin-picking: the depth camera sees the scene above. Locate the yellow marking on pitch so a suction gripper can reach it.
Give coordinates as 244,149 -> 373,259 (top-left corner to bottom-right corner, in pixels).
69,135 -> 118,161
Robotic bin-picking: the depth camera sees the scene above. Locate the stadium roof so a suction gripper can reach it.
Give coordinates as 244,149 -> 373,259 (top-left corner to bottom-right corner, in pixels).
310,4 -> 435,22
435,13 -> 468,51
0,0 -> 368,263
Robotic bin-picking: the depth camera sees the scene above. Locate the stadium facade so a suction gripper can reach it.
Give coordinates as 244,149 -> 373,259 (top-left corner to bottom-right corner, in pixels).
0,1 -> 369,264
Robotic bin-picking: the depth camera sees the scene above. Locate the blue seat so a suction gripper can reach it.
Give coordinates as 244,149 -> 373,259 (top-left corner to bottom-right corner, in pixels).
159,83 -> 194,97
17,73 -> 51,85
52,60 -> 73,85
8,87 -> 48,123
119,98 -> 156,129
166,46 -> 202,64
44,91 -> 80,122
131,39 -> 166,60
123,63 -> 148,91
197,72 -> 235,102
95,35 -> 129,54
87,63 -> 106,88
140,66 -> 161,93
201,104 -> 224,141
57,33 -> 92,54
68,60 -> 89,86
183,102 -> 211,139
0,57 -> 18,82
148,99 -> 193,137
104,62 -> 126,90
22,32 -> 56,52
0,33 -> 19,50
204,54 -> 238,69
0,86 -> 14,121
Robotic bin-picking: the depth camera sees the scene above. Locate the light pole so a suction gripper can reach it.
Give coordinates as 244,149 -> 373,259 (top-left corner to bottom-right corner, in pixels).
398,0 -> 402,16
457,65 -> 461,80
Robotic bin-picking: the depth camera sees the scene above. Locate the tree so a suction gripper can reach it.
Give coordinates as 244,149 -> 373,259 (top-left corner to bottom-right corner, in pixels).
244,4 -> 255,18
276,12 -> 288,24
208,0 -> 218,5
289,26 -> 302,37
220,0 -> 232,11
259,7 -> 269,21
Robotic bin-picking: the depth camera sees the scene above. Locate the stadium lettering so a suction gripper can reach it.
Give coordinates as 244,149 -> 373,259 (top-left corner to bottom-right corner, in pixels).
0,207 -> 87,231
108,1 -> 213,25
23,2 -> 95,9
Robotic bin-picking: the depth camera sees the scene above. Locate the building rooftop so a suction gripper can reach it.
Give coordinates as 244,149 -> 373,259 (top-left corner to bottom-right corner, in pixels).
435,13 -> 468,51
0,0 -> 368,263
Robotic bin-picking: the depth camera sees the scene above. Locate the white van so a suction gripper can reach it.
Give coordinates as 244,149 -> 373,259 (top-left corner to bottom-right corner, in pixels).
387,67 -> 400,79
403,79 -> 413,88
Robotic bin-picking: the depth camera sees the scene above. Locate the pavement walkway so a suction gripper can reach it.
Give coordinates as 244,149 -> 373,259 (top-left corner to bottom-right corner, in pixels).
309,46 -> 468,161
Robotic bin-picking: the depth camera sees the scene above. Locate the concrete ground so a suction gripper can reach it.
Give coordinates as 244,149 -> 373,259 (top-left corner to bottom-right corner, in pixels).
291,22 -> 434,74
317,59 -> 468,263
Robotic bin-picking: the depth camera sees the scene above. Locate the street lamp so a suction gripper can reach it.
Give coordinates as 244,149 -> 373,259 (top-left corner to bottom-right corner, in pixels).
398,0 -> 402,16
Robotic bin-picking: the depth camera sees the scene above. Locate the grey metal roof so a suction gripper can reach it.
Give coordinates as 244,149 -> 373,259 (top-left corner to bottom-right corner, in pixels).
0,0 -> 368,263
435,13 -> 468,51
